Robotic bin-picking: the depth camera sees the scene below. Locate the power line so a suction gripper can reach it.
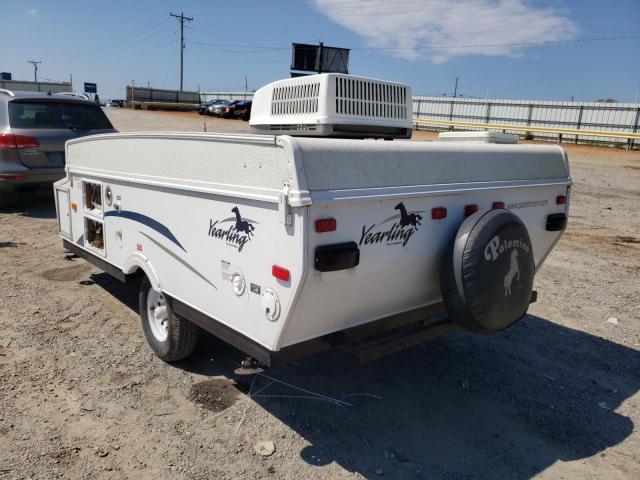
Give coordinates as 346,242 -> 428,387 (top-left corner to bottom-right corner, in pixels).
28,60 -> 42,82
170,11 -> 193,91
66,15 -> 168,59
180,34 -> 640,55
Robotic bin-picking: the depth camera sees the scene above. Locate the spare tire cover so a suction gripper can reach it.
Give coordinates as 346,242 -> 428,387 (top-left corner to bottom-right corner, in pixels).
440,209 -> 535,334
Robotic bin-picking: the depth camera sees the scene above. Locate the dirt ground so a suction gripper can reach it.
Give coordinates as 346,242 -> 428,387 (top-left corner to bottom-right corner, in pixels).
1,109 -> 639,479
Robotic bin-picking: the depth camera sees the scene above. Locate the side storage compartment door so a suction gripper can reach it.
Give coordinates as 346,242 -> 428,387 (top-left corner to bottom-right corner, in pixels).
55,186 -> 72,239
80,180 -> 106,256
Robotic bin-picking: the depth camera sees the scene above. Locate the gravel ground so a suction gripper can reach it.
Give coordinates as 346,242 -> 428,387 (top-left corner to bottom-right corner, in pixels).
0,109 -> 638,479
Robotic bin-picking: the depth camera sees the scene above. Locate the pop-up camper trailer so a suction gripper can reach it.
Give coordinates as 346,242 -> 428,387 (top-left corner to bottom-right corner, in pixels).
54,74 -> 570,368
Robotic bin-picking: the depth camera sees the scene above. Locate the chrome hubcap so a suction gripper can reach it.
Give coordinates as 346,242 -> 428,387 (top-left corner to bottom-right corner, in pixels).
147,289 -> 169,342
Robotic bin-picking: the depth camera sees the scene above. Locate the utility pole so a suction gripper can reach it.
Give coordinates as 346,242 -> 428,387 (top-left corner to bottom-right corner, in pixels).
170,11 -> 193,91
317,42 -> 324,74
28,60 -> 42,82
452,76 -> 458,98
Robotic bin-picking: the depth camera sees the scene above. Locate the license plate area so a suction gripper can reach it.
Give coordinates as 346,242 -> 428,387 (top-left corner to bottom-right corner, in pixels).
46,151 -> 65,167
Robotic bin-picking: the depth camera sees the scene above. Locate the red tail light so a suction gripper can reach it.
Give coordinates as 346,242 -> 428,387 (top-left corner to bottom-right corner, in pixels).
0,133 -> 17,148
464,204 -> 478,216
15,135 -> 39,148
492,202 -> 505,209
0,174 -> 25,181
0,133 -> 39,149
272,265 -> 290,282
556,195 -> 566,205
315,218 -> 337,233
431,207 -> 447,219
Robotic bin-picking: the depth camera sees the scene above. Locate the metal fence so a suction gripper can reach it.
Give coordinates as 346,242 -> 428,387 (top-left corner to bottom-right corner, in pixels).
126,86 -> 200,104
124,88 -> 253,109
0,79 -> 72,93
200,91 -> 254,102
413,96 -> 640,147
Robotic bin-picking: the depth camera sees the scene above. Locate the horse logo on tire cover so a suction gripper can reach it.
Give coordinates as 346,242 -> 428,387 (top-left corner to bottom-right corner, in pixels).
484,234 -> 529,296
503,249 -> 520,296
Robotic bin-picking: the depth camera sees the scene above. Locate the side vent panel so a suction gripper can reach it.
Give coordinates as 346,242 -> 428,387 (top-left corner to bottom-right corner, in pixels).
271,82 -> 321,116
334,77 -> 408,120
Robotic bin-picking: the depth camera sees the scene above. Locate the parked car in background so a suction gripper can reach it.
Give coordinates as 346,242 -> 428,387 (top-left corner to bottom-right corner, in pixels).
207,100 -> 232,117
215,100 -> 252,119
0,89 -> 117,207
232,100 -> 252,121
198,100 -> 217,115
107,99 -> 124,108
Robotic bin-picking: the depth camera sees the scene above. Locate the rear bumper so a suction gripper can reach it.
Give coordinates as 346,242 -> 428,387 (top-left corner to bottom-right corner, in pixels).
0,170 -> 64,193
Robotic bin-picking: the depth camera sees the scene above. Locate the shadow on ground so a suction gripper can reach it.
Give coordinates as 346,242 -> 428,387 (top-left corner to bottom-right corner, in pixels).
91,271 -> 639,479
0,191 -> 56,219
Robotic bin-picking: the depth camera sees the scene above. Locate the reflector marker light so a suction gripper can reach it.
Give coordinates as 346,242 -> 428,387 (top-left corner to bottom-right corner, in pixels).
556,195 -> 566,205
315,218 -> 337,233
431,207 -> 447,219
492,202 -> 505,209
272,265 -> 290,282
464,204 -> 478,216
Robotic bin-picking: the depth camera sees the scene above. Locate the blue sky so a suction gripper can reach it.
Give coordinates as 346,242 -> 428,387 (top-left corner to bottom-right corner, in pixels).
1,0 -> 639,101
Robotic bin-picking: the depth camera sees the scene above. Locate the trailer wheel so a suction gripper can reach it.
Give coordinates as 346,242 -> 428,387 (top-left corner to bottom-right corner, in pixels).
139,276 -> 199,362
0,191 -> 12,209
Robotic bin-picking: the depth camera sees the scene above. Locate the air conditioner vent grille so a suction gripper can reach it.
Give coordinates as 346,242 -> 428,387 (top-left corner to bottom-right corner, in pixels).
271,82 -> 320,116
335,77 -> 408,119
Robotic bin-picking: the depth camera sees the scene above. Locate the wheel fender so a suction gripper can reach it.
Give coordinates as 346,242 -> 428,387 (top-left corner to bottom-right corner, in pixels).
124,252 -> 161,292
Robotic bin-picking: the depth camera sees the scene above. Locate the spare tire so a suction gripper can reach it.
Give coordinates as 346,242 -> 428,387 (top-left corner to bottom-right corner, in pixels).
440,209 -> 535,334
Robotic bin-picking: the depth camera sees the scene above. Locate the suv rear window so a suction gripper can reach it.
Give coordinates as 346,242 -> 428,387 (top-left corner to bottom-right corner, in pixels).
8,101 -> 113,130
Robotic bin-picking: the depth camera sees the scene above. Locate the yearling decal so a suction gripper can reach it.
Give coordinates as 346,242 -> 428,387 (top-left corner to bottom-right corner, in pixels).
208,206 -> 257,252
359,202 -> 424,248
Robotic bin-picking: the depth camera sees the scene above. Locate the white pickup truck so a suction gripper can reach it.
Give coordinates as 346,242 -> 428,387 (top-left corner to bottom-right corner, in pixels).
54,74 -> 570,368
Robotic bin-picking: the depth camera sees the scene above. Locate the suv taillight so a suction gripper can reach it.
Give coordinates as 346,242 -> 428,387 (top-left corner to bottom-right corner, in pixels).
0,133 -> 39,149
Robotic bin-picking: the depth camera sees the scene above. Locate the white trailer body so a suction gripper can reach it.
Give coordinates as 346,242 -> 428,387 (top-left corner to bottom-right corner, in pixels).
54,131 -> 570,364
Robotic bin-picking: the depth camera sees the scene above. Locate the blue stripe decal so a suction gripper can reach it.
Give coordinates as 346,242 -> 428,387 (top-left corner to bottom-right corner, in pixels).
105,210 -> 186,252
139,232 -> 216,290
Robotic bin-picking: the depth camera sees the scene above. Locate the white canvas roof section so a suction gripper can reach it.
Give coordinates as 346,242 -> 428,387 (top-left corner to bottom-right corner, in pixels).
66,133 -> 291,204
291,138 -> 569,191
65,133 -> 569,207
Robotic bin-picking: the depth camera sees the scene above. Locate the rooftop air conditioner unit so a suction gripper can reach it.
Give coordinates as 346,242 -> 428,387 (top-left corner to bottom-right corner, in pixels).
249,73 -> 412,139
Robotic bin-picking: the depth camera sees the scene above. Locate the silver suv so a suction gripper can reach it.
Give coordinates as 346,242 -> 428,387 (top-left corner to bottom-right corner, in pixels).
0,89 -> 117,207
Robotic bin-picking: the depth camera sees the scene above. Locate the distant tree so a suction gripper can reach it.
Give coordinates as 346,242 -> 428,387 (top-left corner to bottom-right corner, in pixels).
596,98 -> 617,103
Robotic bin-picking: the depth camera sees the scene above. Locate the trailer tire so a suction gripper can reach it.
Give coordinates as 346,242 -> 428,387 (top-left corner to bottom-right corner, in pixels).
440,209 -> 535,334
0,191 -> 12,209
139,276 -> 199,362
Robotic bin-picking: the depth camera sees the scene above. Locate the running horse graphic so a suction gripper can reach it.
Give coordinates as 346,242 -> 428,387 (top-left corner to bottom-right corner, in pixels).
231,206 -> 255,237
394,202 -> 422,229
504,249 -> 520,296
